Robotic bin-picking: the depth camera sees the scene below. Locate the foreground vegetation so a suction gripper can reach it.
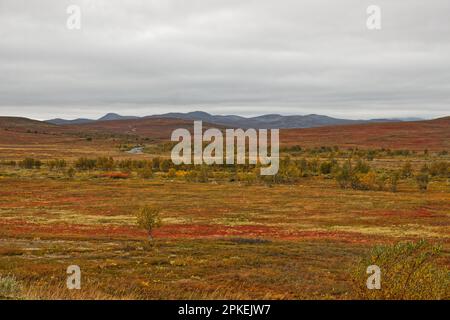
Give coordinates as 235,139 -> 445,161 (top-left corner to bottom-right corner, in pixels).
0,142 -> 449,300
2,144 -> 449,192
351,240 -> 449,299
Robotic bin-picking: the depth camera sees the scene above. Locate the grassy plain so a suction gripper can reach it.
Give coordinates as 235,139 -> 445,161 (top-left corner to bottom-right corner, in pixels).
0,117 -> 449,299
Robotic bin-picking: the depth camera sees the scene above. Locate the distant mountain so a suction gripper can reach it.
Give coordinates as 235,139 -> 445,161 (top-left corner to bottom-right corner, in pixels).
97,113 -> 140,121
46,111 -> 421,129
46,118 -> 95,125
369,117 -> 423,123
393,117 -> 423,122
47,113 -> 139,125
148,111 -> 363,128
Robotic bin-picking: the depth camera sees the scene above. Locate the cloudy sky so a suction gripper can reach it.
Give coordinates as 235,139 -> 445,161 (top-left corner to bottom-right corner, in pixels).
1,0 -> 449,120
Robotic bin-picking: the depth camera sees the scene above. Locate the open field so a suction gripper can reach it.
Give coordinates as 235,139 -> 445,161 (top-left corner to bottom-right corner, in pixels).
0,117 -> 449,299
1,116 -> 449,160
281,116 -> 450,151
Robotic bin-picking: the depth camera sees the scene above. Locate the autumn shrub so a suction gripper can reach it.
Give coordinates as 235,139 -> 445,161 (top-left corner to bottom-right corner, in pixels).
388,171 -> 400,192
138,167 -> 153,179
136,206 -> 162,240
319,161 -> 334,175
47,159 -> 67,171
336,162 -> 352,189
350,240 -> 449,300
0,160 -> 16,167
237,172 -> 257,185
19,158 -> 41,169
274,164 -> 301,184
375,173 -> 388,191
197,166 -> 210,183
355,172 -> 377,190
75,157 -> 96,170
401,161 -> 413,178
152,157 -> 161,171
366,149 -> 376,161
167,168 -> 177,178
65,167 -> 76,179
117,159 -> 132,171
157,159 -> 169,172
0,275 -> 22,299
415,173 -> 429,192
184,170 -> 198,182
429,161 -> 449,178
354,159 -> 370,174
96,157 -> 115,170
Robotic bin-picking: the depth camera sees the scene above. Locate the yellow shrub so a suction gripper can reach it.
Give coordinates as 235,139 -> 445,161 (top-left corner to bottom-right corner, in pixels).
350,240 -> 449,300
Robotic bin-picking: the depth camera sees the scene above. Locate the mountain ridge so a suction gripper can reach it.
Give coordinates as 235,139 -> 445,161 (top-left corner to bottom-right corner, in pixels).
46,111 -> 422,129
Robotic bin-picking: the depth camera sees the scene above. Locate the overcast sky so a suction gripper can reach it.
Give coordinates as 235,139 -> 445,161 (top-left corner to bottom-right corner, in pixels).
1,0 -> 449,120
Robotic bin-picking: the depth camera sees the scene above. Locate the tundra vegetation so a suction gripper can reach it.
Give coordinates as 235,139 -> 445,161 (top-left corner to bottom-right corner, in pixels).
136,206 -> 162,241
0,139 -> 449,299
351,240 -> 449,299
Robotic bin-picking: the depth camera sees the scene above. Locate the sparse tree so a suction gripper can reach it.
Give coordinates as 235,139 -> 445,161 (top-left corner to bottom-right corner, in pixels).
19,158 -> 41,169
66,167 -> 76,179
415,173 -> 429,192
138,167 -> 153,179
336,161 -> 352,189
429,161 -> 449,178
152,157 -> 161,171
75,157 -> 96,170
159,159 -> 172,172
389,171 -> 400,193
319,161 -> 333,175
354,159 -> 370,174
400,161 -> 413,178
136,206 -> 162,241
48,159 -> 67,171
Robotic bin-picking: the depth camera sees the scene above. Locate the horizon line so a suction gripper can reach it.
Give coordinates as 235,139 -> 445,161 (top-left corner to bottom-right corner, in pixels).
1,110 -> 446,122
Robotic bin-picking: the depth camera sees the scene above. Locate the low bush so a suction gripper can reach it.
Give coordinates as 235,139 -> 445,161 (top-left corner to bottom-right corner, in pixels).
429,161 -> 449,178
75,157 -> 96,170
47,159 -> 67,171
19,158 -> 41,169
415,173 -> 429,192
0,275 -> 22,299
350,240 -> 449,300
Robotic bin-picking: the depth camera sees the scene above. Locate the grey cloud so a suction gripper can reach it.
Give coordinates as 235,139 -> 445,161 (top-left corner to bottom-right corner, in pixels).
0,0 -> 449,120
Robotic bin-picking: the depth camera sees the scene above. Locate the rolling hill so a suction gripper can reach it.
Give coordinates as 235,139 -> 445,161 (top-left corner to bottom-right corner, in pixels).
281,116 -> 450,151
71,117 -> 209,140
0,116 -> 57,131
1,116 -> 449,154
